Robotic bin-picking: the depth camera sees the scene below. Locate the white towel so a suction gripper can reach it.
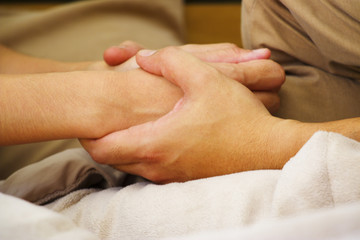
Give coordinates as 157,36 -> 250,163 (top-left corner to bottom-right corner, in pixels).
166,202 -> 360,240
0,193 -> 98,240
43,131 -> 360,240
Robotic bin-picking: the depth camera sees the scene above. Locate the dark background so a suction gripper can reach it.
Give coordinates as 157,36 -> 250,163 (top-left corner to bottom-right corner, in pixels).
2,0 -> 242,3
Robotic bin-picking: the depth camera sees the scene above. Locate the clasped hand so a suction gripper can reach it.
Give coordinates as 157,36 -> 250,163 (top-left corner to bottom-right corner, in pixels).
82,42 -> 286,183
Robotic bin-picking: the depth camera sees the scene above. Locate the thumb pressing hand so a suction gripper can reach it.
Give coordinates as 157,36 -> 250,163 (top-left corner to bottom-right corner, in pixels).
82,47 -> 280,183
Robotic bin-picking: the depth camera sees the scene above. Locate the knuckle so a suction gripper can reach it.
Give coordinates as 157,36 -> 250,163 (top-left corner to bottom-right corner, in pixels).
223,46 -> 246,62
156,46 -> 178,63
160,46 -> 179,56
197,66 -> 221,82
229,64 -> 244,81
218,63 -> 244,83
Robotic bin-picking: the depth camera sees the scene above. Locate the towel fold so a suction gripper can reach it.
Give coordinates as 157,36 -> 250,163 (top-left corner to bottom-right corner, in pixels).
43,131 -> 360,239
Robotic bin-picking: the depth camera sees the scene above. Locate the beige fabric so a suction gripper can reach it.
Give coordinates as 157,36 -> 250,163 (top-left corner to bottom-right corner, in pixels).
0,0 -> 185,179
0,140 -> 82,180
242,0 -> 360,122
0,148 -> 131,205
0,0 -> 185,61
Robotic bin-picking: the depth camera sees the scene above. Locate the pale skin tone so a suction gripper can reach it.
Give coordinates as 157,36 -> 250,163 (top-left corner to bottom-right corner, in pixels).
82,47 -> 360,184
0,42 -> 282,145
2,42 -> 358,183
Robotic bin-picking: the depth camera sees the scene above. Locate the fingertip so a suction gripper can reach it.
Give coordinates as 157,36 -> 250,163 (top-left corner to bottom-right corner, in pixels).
236,48 -> 271,63
136,49 -> 160,75
103,46 -> 127,66
251,48 -> 271,59
138,49 -> 157,57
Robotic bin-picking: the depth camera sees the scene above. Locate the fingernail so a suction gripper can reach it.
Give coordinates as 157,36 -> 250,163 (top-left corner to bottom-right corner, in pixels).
138,49 -> 157,57
252,48 -> 269,54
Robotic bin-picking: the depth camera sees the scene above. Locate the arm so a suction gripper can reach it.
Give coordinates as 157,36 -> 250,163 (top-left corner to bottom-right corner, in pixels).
0,43 -> 283,145
81,47 -> 360,183
278,118 -> 360,164
0,43 -> 181,145
0,44 -> 92,74
0,70 -> 182,145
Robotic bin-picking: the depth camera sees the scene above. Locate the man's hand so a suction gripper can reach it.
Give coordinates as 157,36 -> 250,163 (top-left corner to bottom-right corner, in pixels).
81,47 -> 289,183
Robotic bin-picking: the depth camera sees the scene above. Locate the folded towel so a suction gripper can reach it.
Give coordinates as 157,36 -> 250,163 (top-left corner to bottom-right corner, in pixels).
44,131 -> 360,239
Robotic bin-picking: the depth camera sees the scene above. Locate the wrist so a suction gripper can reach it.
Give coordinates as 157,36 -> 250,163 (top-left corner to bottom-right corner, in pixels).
265,118 -> 315,169
265,117 -> 360,169
56,61 -> 95,72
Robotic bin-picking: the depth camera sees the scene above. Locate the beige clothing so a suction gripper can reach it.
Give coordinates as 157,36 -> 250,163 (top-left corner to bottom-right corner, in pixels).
242,0 -> 360,122
0,0 -> 184,61
0,0 -> 185,179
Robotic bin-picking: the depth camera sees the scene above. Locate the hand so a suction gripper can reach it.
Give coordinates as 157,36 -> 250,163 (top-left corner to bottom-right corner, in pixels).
103,42 -> 271,66
81,47 -> 289,183
102,42 -> 285,113
79,69 -> 182,139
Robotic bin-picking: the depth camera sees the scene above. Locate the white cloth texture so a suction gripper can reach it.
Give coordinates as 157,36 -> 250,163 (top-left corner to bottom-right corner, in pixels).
1,131 -> 360,240
0,193 -> 98,240
166,202 -> 360,240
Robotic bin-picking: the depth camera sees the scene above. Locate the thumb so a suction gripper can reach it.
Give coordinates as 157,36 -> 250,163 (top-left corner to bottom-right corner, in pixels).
80,123 -> 155,165
136,47 -> 222,95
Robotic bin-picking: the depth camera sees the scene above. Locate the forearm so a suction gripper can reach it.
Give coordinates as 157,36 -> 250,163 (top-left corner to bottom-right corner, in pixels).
0,69 -> 181,145
272,118 -> 360,168
0,72 -> 98,144
0,44 -> 91,74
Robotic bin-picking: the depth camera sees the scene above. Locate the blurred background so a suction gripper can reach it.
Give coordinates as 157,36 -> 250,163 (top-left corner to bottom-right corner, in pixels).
0,0 -> 243,47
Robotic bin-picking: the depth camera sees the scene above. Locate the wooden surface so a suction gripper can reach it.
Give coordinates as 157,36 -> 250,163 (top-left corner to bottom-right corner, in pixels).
0,2 -> 242,47
185,3 -> 242,46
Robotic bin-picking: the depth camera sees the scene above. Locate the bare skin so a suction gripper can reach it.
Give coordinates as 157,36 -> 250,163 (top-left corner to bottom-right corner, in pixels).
81,47 -> 360,183
0,43 -> 284,145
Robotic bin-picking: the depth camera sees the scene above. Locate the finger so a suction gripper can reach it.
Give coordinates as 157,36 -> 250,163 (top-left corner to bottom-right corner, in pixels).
209,60 -> 285,91
103,41 -> 144,66
181,43 -> 271,63
112,163 -> 169,183
111,163 -> 145,177
254,91 -> 280,114
181,43 -> 240,52
191,48 -> 271,63
82,134 -> 162,181
80,124 -> 155,165
136,47 -> 222,95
